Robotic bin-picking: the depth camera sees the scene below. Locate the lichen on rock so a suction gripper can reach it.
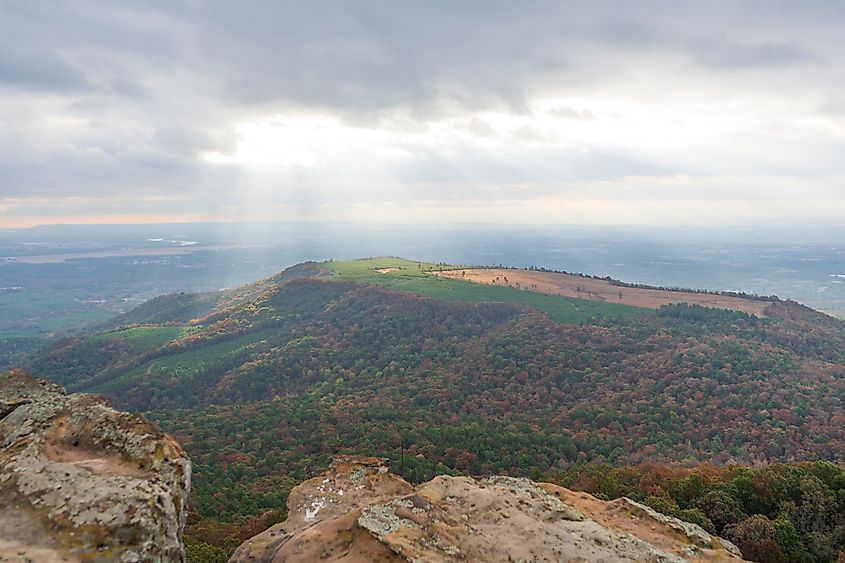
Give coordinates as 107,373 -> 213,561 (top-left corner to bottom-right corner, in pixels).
0,369 -> 191,562
230,455 -> 746,562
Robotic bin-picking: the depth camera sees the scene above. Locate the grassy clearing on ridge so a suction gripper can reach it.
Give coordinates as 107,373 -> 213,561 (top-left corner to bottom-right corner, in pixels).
323,257 -> 650,325
89,325 -> 199,351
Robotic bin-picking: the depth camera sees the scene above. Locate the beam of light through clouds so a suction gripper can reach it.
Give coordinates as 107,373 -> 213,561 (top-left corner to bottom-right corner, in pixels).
1,0 -> 845,227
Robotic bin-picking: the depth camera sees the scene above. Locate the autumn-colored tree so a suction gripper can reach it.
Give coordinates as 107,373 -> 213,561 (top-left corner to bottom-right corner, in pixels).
724,515 -> 786,563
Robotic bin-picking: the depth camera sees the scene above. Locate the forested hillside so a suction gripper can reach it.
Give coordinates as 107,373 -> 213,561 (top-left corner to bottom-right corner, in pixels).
19,258 -> 845,561
556,461 -> 845,562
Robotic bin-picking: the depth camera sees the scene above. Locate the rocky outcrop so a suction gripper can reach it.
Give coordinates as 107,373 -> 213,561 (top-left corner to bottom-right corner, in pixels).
231,456 -> 745,563
0,369 -> 191,562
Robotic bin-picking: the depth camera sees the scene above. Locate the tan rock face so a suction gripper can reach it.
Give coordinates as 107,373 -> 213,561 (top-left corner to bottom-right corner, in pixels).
230,456 -> 412,562
231,456 -> 746,563
0,370 -> 191,562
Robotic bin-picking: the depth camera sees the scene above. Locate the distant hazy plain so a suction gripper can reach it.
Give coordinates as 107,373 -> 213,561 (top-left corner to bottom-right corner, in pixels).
1,222 -> 844,345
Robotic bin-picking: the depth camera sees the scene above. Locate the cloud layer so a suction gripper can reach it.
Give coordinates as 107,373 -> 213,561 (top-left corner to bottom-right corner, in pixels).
1,1 -> 844,226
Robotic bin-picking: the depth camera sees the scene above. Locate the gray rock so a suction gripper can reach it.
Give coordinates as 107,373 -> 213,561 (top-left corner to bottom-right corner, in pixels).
0,370 -> 191,562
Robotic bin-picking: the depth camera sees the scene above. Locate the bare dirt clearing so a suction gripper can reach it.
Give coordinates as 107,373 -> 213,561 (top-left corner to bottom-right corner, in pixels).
434,268 -> 769,316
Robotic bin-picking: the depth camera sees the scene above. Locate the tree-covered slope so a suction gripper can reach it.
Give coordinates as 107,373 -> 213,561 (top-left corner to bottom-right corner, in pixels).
555,460 -> 845,562
17,257 -> 845,561
24,258 -> 845,466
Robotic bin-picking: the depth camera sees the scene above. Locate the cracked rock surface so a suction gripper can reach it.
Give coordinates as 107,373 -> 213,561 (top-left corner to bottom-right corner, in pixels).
230,455 -> 745,562
0,370 -> 191,562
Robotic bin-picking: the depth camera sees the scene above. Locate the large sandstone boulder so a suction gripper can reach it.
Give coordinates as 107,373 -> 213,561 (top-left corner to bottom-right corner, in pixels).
0,370 -> 191,562
230,455 -> 745,562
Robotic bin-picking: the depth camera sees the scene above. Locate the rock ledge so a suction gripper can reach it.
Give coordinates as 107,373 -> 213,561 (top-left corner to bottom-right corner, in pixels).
0,370 -> 191,562
230,455 -> 745,562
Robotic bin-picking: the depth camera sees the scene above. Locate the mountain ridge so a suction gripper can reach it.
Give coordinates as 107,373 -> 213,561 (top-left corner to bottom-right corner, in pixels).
16,257 -> 845,561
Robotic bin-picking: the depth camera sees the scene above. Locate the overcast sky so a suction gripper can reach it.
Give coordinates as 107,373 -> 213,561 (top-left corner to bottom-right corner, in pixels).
2,0 -> 845,228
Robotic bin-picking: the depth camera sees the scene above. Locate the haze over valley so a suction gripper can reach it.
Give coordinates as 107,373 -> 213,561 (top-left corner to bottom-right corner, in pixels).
4,222 -> 845,368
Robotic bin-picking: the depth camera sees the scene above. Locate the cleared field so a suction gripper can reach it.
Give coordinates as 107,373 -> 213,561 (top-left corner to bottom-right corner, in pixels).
324,258 -> 650,325
434,268 -> 770,316
88,325 -> 199,351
